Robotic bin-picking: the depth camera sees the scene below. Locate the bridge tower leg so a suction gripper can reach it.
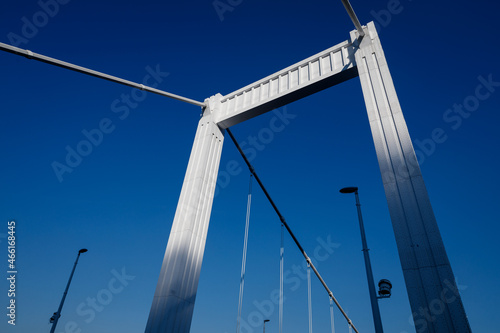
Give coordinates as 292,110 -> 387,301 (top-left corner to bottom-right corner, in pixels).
145,99 -> 224,333
353,22 -> 471,332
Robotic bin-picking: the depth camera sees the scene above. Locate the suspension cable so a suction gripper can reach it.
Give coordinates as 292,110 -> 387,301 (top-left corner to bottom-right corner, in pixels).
340,0 -> 365,37
0,42 -> 205,107
236,174 -> 253,333
226,128 -> 359,333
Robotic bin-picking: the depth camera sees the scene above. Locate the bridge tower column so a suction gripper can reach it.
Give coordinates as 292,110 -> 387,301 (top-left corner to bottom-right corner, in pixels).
353,22 -> 471,332
145,96 -> 224,333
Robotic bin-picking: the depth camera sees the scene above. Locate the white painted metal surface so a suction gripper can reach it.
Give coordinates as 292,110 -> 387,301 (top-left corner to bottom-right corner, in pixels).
215,40 -> 357,129
146,21 -> 470,333
353,22 -> 471,332
0,9 -> 472,332
145,105 -> 224,333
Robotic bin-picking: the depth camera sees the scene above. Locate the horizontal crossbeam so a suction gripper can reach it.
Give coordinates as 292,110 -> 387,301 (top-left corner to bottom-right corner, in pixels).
215,40 -> 358,129
0,42 -> 206,107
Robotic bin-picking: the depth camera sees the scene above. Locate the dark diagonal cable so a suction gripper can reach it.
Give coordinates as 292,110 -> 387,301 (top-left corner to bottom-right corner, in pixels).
226,128 -> 359,333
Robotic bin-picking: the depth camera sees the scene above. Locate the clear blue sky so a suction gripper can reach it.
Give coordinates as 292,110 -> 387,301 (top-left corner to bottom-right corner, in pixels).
1,0 -> 499,332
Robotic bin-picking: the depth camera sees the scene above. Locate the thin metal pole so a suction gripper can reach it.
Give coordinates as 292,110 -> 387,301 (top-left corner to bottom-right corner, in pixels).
226,128 -> 360,333
353,190 -> 383,333
330,297 -> 336,333
340,0 -> 365,37
236,175 -> 253,333
0,42 -> 205,107
50,251 -> 84,333
307,263 -> 313,333
279,223 -> 284,333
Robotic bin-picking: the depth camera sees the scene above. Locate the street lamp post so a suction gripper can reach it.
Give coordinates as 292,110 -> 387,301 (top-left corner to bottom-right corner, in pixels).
263,319 -> 270,333
340,187 -> 384,333
50,248 -> 88,333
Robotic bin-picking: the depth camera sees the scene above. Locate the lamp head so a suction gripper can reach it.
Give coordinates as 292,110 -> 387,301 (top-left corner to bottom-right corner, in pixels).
339,186 -> 358,194
378,279 -> 392,297
78,249 -> 88,254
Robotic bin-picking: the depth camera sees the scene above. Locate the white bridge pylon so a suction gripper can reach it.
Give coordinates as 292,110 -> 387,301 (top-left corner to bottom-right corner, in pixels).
145,22 -> 471,333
